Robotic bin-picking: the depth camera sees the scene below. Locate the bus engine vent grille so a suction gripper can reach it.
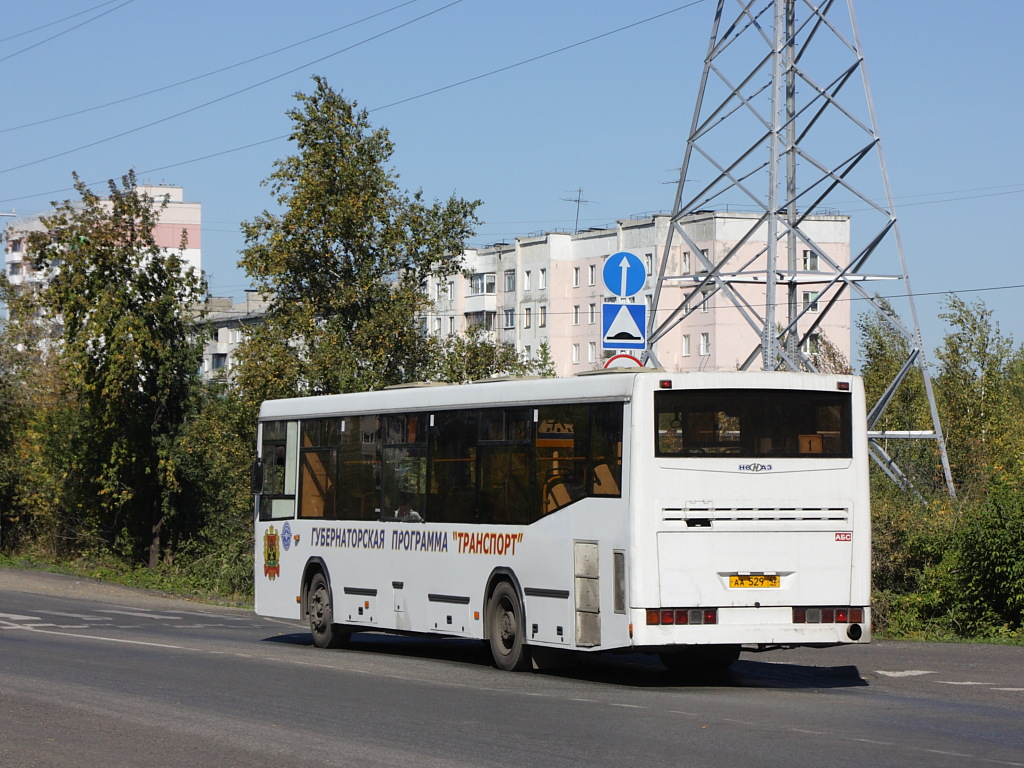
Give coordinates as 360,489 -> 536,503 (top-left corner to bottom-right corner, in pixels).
663,507 -> 849,523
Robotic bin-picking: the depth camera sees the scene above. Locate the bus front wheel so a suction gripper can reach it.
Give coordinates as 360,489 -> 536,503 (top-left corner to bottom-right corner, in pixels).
487,582 -> 532,672
307,573 -> 349,649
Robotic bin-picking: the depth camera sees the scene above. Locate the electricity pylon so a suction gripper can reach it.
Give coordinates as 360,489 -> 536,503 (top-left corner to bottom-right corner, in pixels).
644,0 -> 955,496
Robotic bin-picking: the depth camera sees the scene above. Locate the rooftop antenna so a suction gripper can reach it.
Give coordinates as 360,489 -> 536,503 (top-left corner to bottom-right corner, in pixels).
562,188 -> 596,233
645,0 -> 954,496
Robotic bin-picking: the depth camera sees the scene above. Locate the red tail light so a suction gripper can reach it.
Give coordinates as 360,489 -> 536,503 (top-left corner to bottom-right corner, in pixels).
646,608 -> 718,625
793,606 -> 866,625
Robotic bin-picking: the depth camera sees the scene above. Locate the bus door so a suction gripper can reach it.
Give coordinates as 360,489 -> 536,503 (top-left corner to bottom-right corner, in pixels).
254,419 -> 302,619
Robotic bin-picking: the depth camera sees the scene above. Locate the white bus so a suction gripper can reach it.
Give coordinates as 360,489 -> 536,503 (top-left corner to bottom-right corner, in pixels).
253,370 -> 871,672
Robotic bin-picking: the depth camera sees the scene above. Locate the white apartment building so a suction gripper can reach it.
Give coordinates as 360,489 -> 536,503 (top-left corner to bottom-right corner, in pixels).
3,184 -> 202,290
200,291 -> 269,381
424,211 -> 851,377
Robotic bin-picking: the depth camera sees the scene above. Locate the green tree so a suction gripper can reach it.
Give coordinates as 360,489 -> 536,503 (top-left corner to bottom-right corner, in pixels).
935,295 -> 1022,495
20,171 -> 207,566
236,76 -> 481,400
426,324 -> 551,383
168,382 -> 256,597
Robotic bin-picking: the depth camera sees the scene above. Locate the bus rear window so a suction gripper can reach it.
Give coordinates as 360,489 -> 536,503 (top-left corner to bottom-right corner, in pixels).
655,388 -> 851,458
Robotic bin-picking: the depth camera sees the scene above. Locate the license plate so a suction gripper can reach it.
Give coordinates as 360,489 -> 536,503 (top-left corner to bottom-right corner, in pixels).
729,574 -> 780,588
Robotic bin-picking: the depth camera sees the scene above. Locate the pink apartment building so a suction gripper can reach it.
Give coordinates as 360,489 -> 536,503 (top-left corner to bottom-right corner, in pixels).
3,184 -> 201,290
425,211 -> 850,377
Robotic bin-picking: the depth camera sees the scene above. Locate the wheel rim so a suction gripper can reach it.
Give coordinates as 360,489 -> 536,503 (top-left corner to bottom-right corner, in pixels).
496,596 -> 516,655
310,585 -> 329,634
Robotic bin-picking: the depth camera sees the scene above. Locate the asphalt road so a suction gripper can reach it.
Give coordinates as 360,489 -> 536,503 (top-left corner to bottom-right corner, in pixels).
1,568 -> 1022,768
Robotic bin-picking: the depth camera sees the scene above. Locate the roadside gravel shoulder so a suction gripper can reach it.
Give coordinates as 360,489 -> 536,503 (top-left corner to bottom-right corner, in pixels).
0,566 -> 253,615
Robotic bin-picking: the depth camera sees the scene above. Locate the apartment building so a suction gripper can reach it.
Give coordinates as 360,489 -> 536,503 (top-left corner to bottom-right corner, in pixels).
423,211 -> 851,377
3,184 -> 202,290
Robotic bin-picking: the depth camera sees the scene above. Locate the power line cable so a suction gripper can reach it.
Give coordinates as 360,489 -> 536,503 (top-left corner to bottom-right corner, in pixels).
0,0 -> 427,135
0,1 -> 707,182
0,0 -> 466,177
0,0 -> 124,44
0,0 -> 138,64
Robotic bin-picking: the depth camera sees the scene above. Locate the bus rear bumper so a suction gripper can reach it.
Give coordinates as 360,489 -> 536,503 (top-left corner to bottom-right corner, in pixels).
631,605 -> 872,648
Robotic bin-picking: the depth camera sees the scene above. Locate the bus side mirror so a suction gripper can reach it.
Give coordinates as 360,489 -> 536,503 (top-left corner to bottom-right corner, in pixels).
250,457 -> 264,495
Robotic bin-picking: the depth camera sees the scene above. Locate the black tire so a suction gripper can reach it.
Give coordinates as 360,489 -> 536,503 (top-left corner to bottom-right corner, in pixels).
307,572 -> 350,649
487,581 -> 532,671
660,644 -> 740,674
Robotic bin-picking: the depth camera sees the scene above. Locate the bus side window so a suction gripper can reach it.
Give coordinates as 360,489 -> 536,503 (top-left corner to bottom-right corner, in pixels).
381,414 -> 428,522
535,405 -> 588,516
429,410 -> 478,524
298,418 -> 340,520
259,420 -> 298,521
589,402 -> 623,497
334,415 -> 382,521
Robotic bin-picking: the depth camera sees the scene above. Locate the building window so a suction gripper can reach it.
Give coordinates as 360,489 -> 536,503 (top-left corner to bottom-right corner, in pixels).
470,273 -> 496,295
504,269 -> 516,292
802,250 -> 818,271
10,239 -> 22,253
539,306 -> 547,327
803,291 -> 819,313
448,316 -> 455,335
645,253 -> 653,276
524,345 -> 531,359
699,332 -> 710,356
7,262 -> 20,276
524,307 -> 532,329
572,305 -> 580,325
803,333 -> 821,355
433,317 -> 442,334
682,334 -> 690,357
572,344 -> 580,364
681,251 -> 690,274
466,311 -> 495,330
573,267 -> 580,287
539,269 -> 547,290
700,291 -> 710,313
588,264 -> 596,286
211,353 -> 228,370
524,270 -> 531,291
588,342 -> 596,363
588,303 -> 597,324
503,309 -> 515,329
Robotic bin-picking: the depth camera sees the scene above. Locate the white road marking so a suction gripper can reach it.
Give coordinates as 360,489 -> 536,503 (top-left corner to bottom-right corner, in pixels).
37,610 -> 111,621
876,670 -> 935,677
97,609 -> 182,620
0,612 -> 41,621
936,681 -> 989,686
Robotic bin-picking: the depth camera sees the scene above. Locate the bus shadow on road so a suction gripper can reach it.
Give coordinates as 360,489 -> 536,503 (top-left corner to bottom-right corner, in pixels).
262,631 -> 496,667
263,631 -> 867,689
532,651 -> 868,690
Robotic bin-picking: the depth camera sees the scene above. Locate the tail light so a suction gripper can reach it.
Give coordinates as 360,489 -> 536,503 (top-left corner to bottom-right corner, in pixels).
647,607 -> 718,625
793,606 -> 866,624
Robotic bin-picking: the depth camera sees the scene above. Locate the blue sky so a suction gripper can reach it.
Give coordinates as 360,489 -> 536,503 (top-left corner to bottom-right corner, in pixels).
2,0 -> 1022,361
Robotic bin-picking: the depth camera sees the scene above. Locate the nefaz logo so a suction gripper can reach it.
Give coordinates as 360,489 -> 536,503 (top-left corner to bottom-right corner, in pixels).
738,463 -> 772,473
835,532 -> 852,542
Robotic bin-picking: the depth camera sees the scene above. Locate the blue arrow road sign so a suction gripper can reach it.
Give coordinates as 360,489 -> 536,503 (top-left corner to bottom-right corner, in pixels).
602,251 -> 646,298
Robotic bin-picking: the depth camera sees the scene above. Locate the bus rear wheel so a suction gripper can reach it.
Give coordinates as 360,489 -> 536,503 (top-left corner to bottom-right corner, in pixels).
487,582 -> 532,672
307,573 -> 350,649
